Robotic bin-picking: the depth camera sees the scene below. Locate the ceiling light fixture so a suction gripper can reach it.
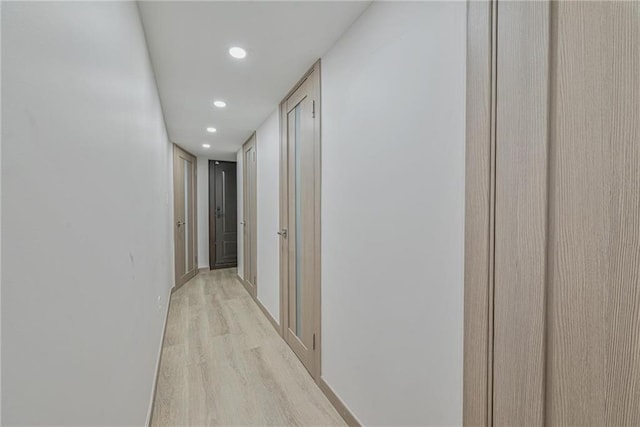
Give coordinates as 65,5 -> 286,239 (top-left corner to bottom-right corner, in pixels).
229,47 -> 247,59
202,144 -> 211,148
206,127 -> 217,133
213,100 -> 227,108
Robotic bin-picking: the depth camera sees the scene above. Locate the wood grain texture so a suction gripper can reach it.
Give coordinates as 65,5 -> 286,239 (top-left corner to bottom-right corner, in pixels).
279,61 -> 322,380
279,61 -> 320,342
285,76 -> 317,375
150,268 -> 345,426
493,2 -> 550,425
463,1 -> 493,426
242,134 -> 257,297
545,2 -> 640,425
468,2 -> 640,424
173,144 -> 198,289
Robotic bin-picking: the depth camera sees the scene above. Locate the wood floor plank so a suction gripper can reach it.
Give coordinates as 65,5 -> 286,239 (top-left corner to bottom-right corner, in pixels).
150,268 -> 345,426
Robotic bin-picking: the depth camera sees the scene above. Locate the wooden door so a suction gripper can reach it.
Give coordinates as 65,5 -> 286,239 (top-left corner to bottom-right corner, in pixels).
279,62 -> 321,377
243,134 -> 257,296
173,144 -> 198,288
465,2 -> 640,425
209,160 -> 237,269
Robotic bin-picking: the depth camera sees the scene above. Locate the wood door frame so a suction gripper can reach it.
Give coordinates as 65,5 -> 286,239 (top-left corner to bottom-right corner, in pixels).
172,143 -> 198,289
278,60 -> 322,380
208,160 -> 216,270
208,160 -> 238,270
464,1 -> 495,426
242,133 -> 257,298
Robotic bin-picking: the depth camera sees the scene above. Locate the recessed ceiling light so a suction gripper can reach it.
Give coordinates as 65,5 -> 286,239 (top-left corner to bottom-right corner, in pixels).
213,100 -> 227,108
202,144 -> 211,148
206,127 -> 217,133
229,47 -> 247,59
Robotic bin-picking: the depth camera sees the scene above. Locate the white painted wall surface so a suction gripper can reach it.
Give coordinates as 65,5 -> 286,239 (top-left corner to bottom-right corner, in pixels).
2,2 -> 174,425
256,109 -> 280,323
321,2 -> 466,425
236,149 -> 244,279
197,156 -> 210,269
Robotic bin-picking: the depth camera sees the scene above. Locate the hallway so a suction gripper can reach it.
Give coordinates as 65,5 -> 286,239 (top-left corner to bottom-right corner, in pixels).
150,269 -> 344,426
4,1 -> 640,425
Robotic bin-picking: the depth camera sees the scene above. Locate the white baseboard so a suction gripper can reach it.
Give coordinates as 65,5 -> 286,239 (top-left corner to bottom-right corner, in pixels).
145,287 -> 173,426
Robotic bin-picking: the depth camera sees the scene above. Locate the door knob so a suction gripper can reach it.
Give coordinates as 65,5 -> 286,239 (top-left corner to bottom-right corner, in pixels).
277,229 -> 288,238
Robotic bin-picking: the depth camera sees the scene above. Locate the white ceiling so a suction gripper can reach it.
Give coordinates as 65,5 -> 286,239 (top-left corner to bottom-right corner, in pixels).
138,1 -> 371,160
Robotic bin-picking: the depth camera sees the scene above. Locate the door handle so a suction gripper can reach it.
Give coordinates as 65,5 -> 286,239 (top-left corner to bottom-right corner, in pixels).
277,229 -> 288,238
176,221 -> 185,227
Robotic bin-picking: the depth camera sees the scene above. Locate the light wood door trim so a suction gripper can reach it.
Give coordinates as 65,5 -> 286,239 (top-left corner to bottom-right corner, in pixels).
465,1 -> 552,423
493,2 -> 551,425
464,1 -> 495,426
242,133 -> 257,298
279,94 -> 288,339
279,60 -> 321,379
466,2 -> 640,425
173,144 -> 198,289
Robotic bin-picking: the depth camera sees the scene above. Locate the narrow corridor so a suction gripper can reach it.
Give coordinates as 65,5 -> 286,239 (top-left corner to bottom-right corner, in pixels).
150,269 -> 344,426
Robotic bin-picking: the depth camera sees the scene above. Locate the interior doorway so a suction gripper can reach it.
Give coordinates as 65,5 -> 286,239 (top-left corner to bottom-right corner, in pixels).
279,61 -> 321,378
242,133 -> 258,297
209,160 -> 238,269
172,144 -> 198,288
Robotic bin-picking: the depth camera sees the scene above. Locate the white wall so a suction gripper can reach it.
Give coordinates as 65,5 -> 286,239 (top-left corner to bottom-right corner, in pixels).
256,109 -> 280,323
321,2 -> 466,425
2,2 -> 174,425
197,156 -> 210,269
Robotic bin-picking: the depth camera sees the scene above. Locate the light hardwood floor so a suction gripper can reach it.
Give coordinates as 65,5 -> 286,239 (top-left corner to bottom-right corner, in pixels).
150,268 -> 345,426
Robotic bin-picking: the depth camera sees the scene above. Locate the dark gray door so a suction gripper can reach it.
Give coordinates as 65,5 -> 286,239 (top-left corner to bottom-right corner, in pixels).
209,160 -> 237,269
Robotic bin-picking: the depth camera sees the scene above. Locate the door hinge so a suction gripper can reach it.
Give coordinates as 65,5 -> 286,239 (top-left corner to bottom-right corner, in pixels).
312,100 -> 316,118
313,333 -> 316,350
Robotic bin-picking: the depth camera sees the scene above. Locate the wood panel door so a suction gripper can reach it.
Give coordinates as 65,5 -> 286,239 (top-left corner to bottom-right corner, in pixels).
465,1 -> 640,425
173,144 -> 198,288
279,62 -> 321,378
243,134 -> 257,297
209,160 -> 237,269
